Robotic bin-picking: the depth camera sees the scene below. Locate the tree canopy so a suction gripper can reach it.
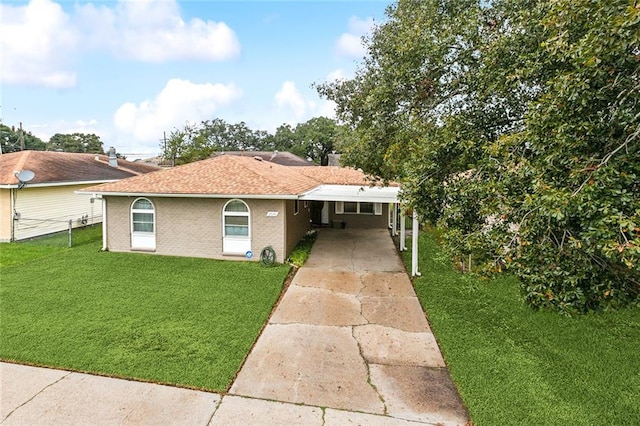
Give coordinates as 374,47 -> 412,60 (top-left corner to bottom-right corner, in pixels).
0,124 -> 107,155
48,133 -> 104,153
161,117 -> 343,166
317,0 -> 640,314
0,124 -> 46,153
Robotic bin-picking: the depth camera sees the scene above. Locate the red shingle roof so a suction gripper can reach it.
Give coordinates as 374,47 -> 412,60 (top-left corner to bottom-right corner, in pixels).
82,155 -> 319,196
298,166 -> 398,186
212,151 -> 316,167
81,154 -> 392,196
0,151 -> 159,186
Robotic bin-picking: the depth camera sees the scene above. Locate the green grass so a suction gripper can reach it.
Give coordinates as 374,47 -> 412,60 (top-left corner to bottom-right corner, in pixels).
405,231 -> 640,425
0,228 -> 289,392
0,225 -> 103,268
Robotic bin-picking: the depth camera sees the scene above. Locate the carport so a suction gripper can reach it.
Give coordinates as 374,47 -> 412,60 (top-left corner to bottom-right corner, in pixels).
299,184 -> 421,276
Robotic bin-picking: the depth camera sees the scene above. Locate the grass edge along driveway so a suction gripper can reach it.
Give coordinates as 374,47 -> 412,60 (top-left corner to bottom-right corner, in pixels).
1,235 -> 289,392
404,230 -> 640,426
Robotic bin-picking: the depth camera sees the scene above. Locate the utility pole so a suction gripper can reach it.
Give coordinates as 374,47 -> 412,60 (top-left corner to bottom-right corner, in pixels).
158,131 -> 168,166
19,122 -> 24,150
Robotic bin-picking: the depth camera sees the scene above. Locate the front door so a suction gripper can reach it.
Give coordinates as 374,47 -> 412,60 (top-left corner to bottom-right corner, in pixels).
321,201 -> 329,224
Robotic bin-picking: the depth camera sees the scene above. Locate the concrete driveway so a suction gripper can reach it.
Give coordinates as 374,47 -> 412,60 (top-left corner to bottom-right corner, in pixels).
1,228 -> 469,425
228,228 -> 469,425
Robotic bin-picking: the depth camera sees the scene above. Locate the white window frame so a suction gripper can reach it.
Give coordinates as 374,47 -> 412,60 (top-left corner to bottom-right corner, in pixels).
223,199 -> 251,255
131,197 -> 156,250
335,201 -> 383,216
294,199 -> 300,215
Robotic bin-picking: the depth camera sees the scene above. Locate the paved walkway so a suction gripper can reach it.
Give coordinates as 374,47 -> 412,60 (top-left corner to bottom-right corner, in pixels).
1,229 -> 469,425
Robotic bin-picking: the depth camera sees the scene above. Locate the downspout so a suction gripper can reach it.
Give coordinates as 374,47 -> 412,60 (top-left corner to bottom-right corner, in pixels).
100,195 -> 107,251
10,188 -> 16,242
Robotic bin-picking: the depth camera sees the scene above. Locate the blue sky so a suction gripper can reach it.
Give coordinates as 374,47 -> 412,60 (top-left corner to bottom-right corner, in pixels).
1,0 -> 389,157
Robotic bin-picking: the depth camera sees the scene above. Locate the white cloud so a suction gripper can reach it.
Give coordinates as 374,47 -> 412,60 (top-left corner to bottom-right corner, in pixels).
326,69 -> 349,83
274,81 -> 335,126
0,0 -> 241,88
75,0 -> 241,62
335,33 -> 364,58
348,15 -> 375,34
113,78 -> 242,144
317,100 -> 337,120
275,81 -> 313,120
0,0 -> 78,88
335,16 -> 375,59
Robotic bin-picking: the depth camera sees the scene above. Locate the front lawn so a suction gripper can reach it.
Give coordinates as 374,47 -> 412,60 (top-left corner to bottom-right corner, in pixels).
0,228 -> 289,391
406,231 -> 640,425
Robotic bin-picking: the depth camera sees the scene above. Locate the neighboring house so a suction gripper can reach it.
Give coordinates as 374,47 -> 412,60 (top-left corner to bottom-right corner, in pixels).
327,153 -> 342,166
0,150 -> 159,242
81,154 -> 399,263
211,151 -> 316,167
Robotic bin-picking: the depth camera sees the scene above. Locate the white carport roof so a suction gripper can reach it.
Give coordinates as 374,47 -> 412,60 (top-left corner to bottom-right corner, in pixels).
299,184 -> 400,203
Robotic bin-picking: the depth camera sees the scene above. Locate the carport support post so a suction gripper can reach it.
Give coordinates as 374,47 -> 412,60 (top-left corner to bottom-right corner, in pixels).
392,203 -> 398,236
411,210 -> 420,276
400,210 -> 406,251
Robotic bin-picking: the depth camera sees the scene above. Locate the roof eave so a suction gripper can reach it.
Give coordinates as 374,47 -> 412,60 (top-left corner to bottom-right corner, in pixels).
299,184 -> 401,204
1,180 -> 119,189
79,191 -> 300,200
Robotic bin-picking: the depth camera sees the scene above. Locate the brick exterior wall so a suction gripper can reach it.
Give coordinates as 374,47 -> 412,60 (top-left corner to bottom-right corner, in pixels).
246,198 -> 286,262
105,196 -> 131,251
104,196 -> 307,263
285,200 -> 312,256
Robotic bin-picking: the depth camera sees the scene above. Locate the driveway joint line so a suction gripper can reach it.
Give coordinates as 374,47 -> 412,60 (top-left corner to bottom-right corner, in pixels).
350,240 -> 357,271
351,325 -> 388,416
206,395 -> 224,425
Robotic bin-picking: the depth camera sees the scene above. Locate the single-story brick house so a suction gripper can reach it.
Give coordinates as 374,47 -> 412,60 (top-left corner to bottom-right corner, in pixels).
0,150 -> 159,242
80,154 -> 400,263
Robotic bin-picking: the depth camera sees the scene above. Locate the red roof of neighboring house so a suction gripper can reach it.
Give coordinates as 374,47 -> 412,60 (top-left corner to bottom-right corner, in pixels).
81,154 -> 392,197
0,151 -> 159,186
212,151 -> 316,167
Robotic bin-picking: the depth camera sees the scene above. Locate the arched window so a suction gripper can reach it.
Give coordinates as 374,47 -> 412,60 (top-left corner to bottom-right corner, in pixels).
131,197 -> 156,250
223,199 -> 251,254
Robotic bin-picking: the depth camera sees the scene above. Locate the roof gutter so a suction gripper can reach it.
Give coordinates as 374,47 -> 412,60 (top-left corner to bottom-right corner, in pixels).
75,191 -> 301,200
0,180 -> 120,189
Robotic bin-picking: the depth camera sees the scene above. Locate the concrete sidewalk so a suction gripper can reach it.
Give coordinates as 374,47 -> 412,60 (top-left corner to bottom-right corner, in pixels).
1,228 -> 469,425
1,363 -> 219,425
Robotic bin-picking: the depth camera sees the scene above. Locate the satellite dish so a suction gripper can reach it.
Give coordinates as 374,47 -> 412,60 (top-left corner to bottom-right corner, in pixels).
16,170 -> 35,182
15,170 -> 35,189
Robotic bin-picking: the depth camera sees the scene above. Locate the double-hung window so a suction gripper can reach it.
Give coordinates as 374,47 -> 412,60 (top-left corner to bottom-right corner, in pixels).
131,198 -> 156,250
223,199 -> 251,254
335,201 -> 382,215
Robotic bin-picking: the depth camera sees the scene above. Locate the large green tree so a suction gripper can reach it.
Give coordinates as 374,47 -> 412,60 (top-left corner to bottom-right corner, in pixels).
295,117 -> 343,165
318,0 -> 639,313
47,133 -> 104,153
161,117 -> 344,165
270,124 -> 304,158
0,124 -> 46,152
